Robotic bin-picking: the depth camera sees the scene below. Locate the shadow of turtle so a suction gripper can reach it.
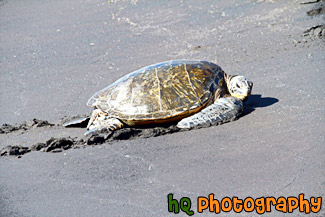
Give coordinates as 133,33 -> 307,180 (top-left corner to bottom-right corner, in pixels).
242,94 -> 279,116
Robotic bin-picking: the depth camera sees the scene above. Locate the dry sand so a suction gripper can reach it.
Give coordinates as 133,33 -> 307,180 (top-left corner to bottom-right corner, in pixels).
0,0 -> 324,216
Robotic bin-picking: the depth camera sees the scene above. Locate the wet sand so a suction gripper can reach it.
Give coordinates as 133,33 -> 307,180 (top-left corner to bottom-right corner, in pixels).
1,0 -> 324,216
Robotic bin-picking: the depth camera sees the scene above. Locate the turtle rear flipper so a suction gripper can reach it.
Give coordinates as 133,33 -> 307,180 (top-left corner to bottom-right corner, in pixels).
177,97 -> 243,129
85,117 -> 124,135
63,117 -> 90,128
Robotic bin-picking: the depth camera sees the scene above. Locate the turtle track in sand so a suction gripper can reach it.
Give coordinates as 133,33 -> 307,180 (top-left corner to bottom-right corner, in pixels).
0,114 -> 241,157
302,0 -> 325,39
0,119 -> 54,134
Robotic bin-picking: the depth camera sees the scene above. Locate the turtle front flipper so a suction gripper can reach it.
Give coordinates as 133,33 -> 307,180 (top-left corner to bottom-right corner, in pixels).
176,97 -> 243,129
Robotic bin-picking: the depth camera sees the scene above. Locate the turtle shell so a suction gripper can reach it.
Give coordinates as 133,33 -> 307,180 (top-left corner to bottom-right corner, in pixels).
87,60 -> 226,125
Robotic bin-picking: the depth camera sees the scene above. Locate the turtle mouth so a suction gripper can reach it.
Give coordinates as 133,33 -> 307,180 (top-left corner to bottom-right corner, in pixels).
231,94 -> 246,100
231,93 -> 251,101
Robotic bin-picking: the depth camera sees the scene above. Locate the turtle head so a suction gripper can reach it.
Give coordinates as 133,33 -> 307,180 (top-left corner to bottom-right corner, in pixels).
228,75 -> 253,101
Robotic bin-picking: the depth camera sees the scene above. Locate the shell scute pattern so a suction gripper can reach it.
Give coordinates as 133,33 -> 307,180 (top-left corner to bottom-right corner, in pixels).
87,60 -> 226,122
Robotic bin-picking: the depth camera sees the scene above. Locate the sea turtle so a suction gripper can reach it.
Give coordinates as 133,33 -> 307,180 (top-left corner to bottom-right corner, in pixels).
65,60 -> 253,134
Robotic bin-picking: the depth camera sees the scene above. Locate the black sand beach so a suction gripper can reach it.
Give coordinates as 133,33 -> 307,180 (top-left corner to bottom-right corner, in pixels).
1,0 -> 324,216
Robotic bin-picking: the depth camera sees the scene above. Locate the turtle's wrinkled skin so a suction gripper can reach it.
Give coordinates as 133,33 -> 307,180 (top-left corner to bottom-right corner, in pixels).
85,60 -> 253,134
